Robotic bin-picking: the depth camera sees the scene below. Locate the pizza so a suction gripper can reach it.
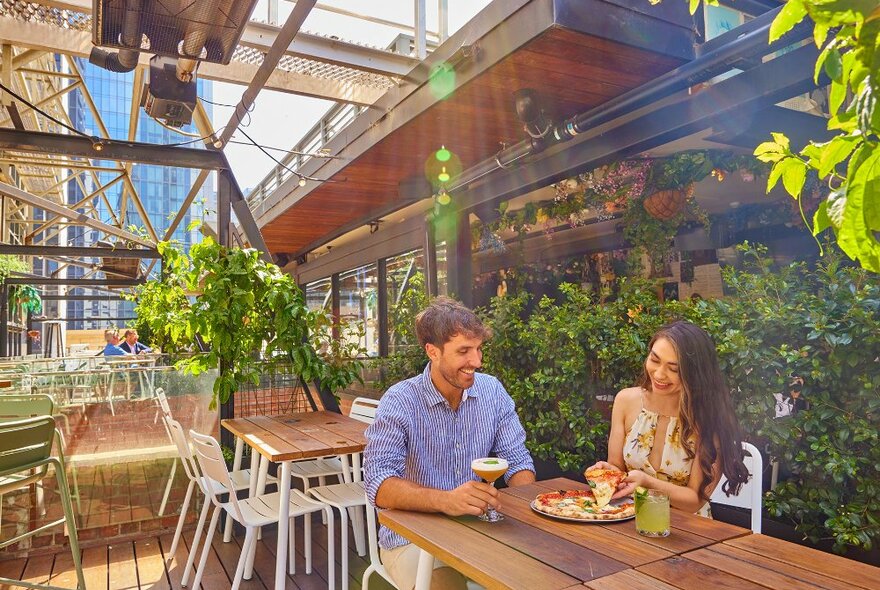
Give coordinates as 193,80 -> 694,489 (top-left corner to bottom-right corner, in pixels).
583,468 -> 628,508
533,489 -> 635,521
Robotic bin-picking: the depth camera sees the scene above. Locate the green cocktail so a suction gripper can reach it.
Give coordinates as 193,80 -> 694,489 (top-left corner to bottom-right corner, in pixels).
634,487 -> 670,537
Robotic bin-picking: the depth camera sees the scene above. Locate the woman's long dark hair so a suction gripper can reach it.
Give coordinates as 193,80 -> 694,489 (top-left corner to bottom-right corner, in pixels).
639,321 -> 749,500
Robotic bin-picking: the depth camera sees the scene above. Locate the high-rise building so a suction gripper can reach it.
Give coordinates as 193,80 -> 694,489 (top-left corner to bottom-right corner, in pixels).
65,60 -> 214,330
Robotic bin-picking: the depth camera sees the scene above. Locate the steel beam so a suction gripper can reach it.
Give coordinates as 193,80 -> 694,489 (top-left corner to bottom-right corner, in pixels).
219,0 -> 317,146
0,128 -> 225,169
239,20 -> 418,77
5,277 -> 144,286
0,245 -> 159,258
0,180 -> 154,247
0,13 -> 385,105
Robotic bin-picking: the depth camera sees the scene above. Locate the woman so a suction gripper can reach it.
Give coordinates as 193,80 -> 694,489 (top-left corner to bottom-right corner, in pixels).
589,320 -> 749,514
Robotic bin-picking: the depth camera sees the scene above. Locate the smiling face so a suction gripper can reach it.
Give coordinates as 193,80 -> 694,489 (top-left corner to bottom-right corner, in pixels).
125,331 -> 138,346
426,333 -> 483,397
645,337 -> 683,398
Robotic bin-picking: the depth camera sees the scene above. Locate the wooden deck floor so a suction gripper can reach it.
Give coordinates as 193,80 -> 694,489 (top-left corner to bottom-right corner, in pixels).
0,513 -> 395,590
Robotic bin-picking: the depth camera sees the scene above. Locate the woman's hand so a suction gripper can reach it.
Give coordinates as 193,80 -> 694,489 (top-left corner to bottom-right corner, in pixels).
584,460 -> 624,473
612,469 -> 648,499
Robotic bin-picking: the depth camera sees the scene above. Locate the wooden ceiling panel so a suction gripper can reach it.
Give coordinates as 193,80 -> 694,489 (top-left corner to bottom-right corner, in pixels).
262,26 -> 685,254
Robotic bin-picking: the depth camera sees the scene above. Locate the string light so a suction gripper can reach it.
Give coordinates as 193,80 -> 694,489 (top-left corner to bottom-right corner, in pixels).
437,188 -> 451,206
298,177 -> 307,187
438,166 -> 450,183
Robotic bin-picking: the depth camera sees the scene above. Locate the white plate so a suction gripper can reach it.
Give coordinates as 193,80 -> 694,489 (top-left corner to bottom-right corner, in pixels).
530,498 -> 635,523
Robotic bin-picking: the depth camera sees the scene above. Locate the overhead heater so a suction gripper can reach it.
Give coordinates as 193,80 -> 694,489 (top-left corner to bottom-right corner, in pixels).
89,0 -> 259,127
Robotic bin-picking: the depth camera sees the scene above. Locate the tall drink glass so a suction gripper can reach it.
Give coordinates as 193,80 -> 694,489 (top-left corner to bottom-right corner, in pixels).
471,457 -> 509,522
634,488 -> 670,537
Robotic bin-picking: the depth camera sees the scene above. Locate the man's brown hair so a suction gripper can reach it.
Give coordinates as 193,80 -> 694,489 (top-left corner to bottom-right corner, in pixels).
415,296 -> 491,348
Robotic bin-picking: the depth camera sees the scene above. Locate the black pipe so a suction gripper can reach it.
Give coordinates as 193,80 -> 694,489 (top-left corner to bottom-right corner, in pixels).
446,4 -> 810,197
88,47 -> 139,73
89,0 -> 142,73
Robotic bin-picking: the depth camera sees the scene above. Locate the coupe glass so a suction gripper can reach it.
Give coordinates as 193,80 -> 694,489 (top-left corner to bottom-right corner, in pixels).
471,457 -> 509,522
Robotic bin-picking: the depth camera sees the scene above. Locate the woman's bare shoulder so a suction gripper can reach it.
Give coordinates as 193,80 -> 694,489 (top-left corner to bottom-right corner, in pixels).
611,387 -> 642,414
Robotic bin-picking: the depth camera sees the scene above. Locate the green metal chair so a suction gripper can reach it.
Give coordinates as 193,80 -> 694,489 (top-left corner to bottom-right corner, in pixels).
0,416 -> 85,590
0,394 -> 81,513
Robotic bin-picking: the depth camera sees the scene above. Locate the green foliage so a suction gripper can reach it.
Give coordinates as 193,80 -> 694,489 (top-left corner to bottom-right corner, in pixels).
683,0 -> 880,273
685,243 -> 880,553
133,238 -> 364,408
8,285 -> 41,319
372,270 -> 430,391
0,255 -> 28,284
480,278 -> 683,471
475,150 -> 761,272
475,242 -> 879,552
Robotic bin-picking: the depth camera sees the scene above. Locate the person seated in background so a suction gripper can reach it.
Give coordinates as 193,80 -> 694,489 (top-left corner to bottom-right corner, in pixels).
586,320 -> 750,515
120,329 -> 152,355
102,329 -> 128,356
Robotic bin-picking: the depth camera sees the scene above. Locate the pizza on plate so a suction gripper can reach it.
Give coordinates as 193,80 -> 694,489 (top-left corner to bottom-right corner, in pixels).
533,489 -> 635,521
583,468 -> 628,508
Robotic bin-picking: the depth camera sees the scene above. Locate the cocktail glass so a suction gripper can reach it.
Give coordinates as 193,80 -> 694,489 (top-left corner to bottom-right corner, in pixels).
634,488 -> 670,537
471,457 -> 509,522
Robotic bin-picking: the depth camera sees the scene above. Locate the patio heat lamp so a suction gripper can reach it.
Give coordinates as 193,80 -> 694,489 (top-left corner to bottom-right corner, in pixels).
89,0 -> 260,127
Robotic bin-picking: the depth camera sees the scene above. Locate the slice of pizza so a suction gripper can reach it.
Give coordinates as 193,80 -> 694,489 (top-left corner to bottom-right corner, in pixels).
583,468 -> 627,508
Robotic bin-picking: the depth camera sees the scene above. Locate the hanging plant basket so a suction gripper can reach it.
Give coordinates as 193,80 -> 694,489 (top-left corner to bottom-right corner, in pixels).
642,184 -> 693,220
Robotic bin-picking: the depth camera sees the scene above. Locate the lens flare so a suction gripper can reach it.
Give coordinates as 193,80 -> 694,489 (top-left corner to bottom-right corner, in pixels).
435,146 -> 451,162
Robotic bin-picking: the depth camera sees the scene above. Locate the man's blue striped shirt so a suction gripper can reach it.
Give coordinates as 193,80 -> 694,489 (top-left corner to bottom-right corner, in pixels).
364,362 -> 534,549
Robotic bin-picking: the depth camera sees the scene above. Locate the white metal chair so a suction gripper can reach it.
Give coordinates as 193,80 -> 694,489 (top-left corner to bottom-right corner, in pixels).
306,397 -> 380,590
188,429 -> 335,590
154,388 -> 178,516
710,441 -> 764,533
162,415 -> 275,583
362,497 -> 400,590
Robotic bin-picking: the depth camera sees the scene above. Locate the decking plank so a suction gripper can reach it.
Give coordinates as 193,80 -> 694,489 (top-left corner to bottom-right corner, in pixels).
133,537 -> 170,590
107,542 -> 139,590
0,557 -> 26,590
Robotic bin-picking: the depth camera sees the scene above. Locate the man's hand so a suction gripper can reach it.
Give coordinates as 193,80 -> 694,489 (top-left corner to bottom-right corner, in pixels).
441,480 -> 499,516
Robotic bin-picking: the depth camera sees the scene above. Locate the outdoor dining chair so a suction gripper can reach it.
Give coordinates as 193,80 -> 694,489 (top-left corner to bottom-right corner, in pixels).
306,397 -> 379,590
0,416 -> 84,590
0,394 -> 81,517
710,441 -> 764,533
162,415 -> 276,585
362,498 -> 400,590
188,429 -> 336,590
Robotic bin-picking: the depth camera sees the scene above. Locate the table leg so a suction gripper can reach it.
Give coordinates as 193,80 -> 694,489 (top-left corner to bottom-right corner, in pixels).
414,549 -> 434,590
223,437 -> 245,543
274,461 -> 292,590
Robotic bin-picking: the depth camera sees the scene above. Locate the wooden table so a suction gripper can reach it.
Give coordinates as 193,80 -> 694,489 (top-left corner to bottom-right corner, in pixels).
221,411 -> 369,590
380,477 -> 751,590
587,533 -> 878,589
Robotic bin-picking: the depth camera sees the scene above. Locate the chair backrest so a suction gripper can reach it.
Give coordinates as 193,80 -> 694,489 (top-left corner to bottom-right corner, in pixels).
350,397 -> 379,425
188,429 -> 246,522
0,416 -> 55,483
0,394 -> 55,423
155,387 -> 172,417
710,441 -> 763,533
163,415 -> 200,484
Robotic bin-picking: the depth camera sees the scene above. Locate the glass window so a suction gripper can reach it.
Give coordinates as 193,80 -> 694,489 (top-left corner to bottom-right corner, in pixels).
305,277 -> 333,345
339,264 -> 379,357
385,249 -> 428,354
435,241 -> 448,297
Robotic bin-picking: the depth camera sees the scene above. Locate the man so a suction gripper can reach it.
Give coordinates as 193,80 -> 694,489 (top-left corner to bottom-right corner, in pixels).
364,297 -> 535,590
102,329 -> 128,356
120,329 -> 152,355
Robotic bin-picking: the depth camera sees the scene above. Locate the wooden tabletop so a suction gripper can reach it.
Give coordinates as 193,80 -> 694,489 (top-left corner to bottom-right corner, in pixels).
379,477 -> 751,590
587,532 -> 879,589
221,410 -> 368,462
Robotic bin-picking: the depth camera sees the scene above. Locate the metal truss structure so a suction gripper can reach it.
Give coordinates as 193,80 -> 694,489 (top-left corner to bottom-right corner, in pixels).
0,0 -> 449,355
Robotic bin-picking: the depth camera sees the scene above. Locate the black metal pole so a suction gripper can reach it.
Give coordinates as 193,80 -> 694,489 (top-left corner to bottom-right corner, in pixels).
424,215 -> 438,297
377,258 -> 389,358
